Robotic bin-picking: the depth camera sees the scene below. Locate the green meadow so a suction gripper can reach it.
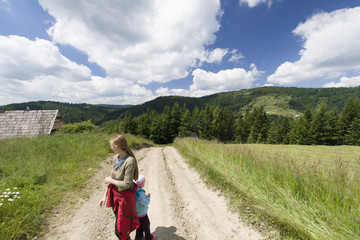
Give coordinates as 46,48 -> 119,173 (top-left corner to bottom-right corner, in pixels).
0,132 -> 152,240
1,132 -> 359,239
173,138 -> 360,240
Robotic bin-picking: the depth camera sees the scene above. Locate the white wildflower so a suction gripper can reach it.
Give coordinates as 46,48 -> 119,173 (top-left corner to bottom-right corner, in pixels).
14,195 -> 18,198
0,195 -> 3,198
14,187 -> 18,190
8,198 -> 14,201
2,192 -> 6,194
6,188 -> 10,191
0,203 -> 3,206
17,196 -> 21,199
4,195 -> 9,198
16,192 -> 20,194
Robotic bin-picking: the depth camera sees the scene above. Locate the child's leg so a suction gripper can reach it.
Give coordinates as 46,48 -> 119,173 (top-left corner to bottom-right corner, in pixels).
135,218 -> 144,240
142,214 -> 153,240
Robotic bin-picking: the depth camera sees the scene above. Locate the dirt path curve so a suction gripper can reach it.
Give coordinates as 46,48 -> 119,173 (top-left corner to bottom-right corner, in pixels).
41,147 -> 264,240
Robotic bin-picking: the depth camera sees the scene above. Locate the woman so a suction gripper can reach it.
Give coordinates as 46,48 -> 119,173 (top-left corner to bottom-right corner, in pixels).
99,135 -> 140,240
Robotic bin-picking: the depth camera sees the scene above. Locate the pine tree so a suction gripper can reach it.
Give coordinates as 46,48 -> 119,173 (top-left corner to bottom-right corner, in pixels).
211,106 -> 223,140
323,109 -> 339,145
170,102 -> 182,140
311,105 -> 327,145
137,108 -> 152,138
344,116 -> 360,145
198,105 -> 214,140
121,111 -> 137,134
266,121 -> 283,144
247,106 -> 269,143
338,96 -> 360,144
192,106 -> 200,137
220,107 -> 235,142
178,108 -> 193,137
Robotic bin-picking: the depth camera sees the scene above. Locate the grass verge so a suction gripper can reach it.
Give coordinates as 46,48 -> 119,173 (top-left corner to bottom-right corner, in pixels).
173,138 -> 360,240
0,132 -> 152,239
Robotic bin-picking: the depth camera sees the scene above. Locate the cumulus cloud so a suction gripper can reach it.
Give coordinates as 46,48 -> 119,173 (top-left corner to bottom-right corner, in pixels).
268,7 -> 360,85
0,35 -> 154,105
324,75 -> 360,88
239,0 -> 276,8
200,48 -> 228,64
228,49 -> 244,63
39,0 -> 222,84
0,35 -> 91,82
156,64 -> 261,97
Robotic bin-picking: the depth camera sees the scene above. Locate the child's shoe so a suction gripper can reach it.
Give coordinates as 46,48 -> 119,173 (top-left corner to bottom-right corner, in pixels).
152,234 -> 156,239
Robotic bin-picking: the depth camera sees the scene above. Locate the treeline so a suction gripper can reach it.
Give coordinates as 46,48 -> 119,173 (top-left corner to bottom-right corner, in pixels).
0,101 -> 129,124
103,96 -> 360,146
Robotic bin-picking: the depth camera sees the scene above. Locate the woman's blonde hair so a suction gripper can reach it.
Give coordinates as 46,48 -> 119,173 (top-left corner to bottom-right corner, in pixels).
110,135 -> 139,180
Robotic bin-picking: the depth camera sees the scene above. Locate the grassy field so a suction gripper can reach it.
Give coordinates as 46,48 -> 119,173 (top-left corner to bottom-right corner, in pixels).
173,138 -> 360,240
0,132 -> 152,240
249,95 -> 301,116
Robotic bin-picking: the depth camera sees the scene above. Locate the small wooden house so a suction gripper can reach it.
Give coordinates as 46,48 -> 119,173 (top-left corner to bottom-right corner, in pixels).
0,109 -> 65,139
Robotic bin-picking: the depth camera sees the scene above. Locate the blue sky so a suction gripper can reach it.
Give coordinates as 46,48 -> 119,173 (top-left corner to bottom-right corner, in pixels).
1,0 -> 360,106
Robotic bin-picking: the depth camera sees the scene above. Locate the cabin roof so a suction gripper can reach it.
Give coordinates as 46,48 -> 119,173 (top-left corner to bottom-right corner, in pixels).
0,110 -> 62,139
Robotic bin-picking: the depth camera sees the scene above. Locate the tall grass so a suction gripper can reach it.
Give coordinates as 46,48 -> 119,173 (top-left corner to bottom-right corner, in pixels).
174,138 -> 360,240
0,132 -> 152,239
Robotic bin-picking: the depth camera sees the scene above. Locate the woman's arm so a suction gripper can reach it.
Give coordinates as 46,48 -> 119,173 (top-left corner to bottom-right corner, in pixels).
99,188 -> 108,207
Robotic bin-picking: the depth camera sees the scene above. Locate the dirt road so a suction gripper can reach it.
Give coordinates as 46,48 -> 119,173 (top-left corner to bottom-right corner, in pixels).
41,147 -> 263,240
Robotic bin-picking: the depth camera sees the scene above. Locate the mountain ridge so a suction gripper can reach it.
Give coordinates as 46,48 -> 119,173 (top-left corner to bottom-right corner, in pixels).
1,86 -> 360,124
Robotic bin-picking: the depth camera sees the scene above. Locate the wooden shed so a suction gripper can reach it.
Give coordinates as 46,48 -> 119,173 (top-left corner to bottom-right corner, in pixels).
0,109 -> 65,139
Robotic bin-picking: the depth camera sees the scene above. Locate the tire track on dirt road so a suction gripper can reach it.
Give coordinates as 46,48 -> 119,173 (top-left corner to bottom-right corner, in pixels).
40,147 -> 263,240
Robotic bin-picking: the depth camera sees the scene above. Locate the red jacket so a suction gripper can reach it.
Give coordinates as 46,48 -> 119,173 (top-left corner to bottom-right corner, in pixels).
106,184 -> 140,240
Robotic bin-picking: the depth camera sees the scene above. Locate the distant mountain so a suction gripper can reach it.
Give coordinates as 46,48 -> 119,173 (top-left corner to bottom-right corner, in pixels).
96,104 -> 133,109
0,101 -> 130,125
116,86 -> 360,118
2,86 -> 360,124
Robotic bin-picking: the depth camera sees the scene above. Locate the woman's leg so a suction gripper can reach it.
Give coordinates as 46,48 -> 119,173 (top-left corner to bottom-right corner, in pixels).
113,210 -> 121,239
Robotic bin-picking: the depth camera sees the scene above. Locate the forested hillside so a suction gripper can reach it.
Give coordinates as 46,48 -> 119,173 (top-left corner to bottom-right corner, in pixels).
2,86 -> 360,125
113,86 -> 360,119
0,101 -> 130,124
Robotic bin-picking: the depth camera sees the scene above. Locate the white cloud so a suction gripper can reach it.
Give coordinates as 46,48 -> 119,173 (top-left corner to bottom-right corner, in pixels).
239,0 -> 276,8
156,64 -> 261,97
228,49 -> 244,63
39,0 -> 222,84
268,7 -> 360,85
0,35 -> 154,105
324,75 -> 360,88
200,48 -> 228,64
0,0 -> 10,11
0,35 -> 91,82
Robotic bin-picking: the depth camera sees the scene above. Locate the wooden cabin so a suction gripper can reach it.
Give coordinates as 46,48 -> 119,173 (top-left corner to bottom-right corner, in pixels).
0,109 -> 65,139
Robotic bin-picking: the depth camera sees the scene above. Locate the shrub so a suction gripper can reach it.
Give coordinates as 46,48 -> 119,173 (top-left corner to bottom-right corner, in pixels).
60,120 -> 97,133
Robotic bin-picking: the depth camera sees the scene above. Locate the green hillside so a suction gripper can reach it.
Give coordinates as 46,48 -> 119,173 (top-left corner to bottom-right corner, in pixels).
2,86 -> 360,124
119,86 -> 360,118
0,101 -> 130,125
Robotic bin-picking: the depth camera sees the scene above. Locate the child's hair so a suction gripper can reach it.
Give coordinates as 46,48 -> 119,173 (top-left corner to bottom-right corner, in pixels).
110,135 -> 139,180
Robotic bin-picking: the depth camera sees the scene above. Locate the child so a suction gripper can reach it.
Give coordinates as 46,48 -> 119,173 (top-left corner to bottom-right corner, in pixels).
135,175 -> 156,240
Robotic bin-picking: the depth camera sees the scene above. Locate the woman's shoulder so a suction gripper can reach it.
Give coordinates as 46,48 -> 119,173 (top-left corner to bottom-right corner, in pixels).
124,155 -> 135,165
